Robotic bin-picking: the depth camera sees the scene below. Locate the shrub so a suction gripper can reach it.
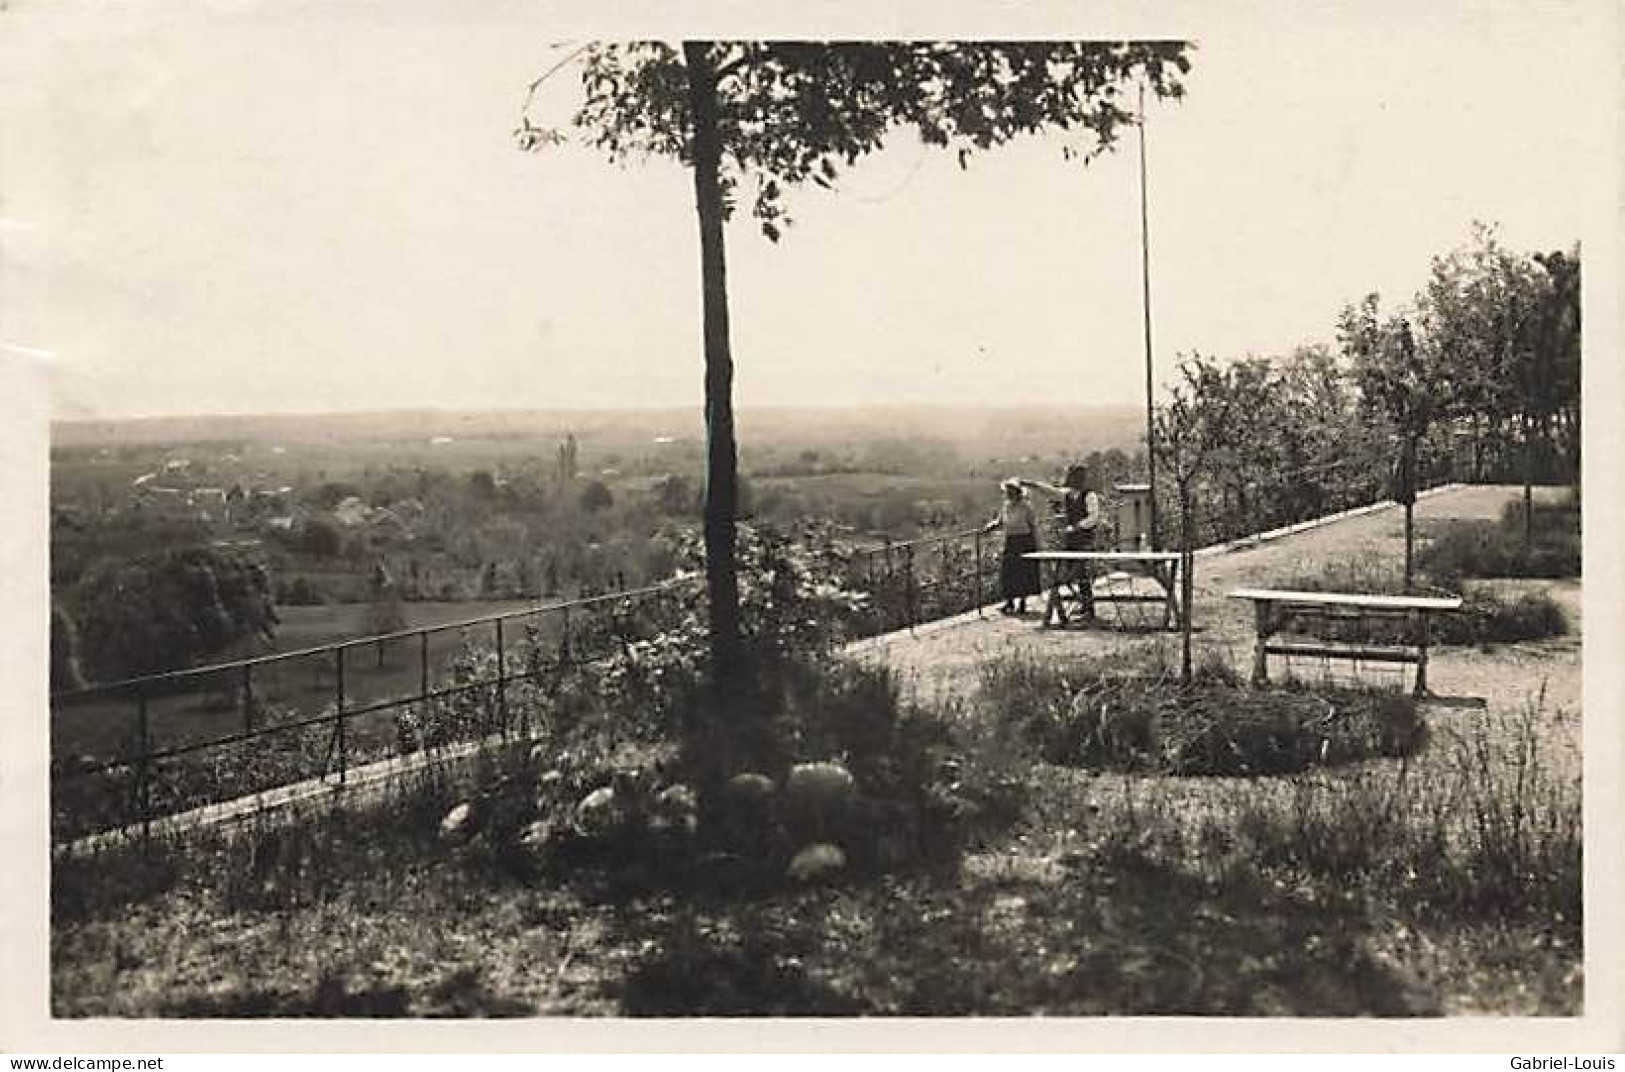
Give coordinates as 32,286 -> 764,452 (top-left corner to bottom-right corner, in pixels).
1499,495 -> 1580,539
401,625 -> 1024,889
1042,676 -> 1163,769
1419,520 -> 1580,588
976,654 -> 1424,776
1157,687 -> 1423,775
1277,559 -> 1569,648
1433,588 -> 1568,646
1416,495 -> 1580,588
670,657 -> 1033,877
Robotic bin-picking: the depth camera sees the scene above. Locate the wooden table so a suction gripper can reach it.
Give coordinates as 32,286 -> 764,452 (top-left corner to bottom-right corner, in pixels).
1024,551 -> 1185,630
1228,588 -> 1463,697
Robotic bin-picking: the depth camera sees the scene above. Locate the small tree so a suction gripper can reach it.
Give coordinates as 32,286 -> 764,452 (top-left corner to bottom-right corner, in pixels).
1152,356 -> 1238,683
361,561 -> 408,667
1340,295 -> 1447,590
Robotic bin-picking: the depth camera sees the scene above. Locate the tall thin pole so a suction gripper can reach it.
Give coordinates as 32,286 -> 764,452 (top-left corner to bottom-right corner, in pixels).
1138,80 -> 1160,551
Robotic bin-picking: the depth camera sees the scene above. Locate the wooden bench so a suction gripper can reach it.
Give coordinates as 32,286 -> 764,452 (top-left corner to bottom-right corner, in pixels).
1024,551 -> 1185,630
1228,588 -> 1463,697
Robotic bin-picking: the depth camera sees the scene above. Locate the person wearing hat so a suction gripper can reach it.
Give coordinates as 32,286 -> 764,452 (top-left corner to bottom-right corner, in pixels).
1021,464 -> 1103,625
983,478 -> 1041,615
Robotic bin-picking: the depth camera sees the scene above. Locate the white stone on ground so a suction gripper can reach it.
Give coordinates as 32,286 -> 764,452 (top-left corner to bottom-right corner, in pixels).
787,842 -> 847,883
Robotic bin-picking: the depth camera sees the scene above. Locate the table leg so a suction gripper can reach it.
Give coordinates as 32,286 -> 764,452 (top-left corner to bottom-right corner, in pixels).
1043,562 -> 1067,626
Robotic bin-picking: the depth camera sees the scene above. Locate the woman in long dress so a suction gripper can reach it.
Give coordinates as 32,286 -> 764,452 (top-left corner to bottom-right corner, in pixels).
984,478 -> 1041,615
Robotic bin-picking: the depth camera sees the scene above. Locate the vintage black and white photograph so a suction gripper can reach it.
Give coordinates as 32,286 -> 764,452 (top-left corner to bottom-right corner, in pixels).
3,0 -> 1620,1044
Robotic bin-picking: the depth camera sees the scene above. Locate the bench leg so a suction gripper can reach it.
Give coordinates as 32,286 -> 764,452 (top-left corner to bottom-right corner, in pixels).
1413,611 -> 1430,698
1252,601 -> 1271,686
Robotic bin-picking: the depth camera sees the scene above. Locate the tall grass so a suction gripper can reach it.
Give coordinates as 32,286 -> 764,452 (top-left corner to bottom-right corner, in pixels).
1416,495 -> 1581,589
976,652 -> 1424,776
1216,701 -> 1580,927
1050,700 -> 1581,941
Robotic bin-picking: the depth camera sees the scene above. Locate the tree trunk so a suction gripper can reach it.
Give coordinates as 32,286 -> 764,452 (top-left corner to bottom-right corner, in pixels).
1179,483 -> 1196,685
683,42 -> 743,696
1403,501 -> 1414,592
1472,416 -> 1484,483
1522,411 -> 1535,555
1564,402 -> 1581,504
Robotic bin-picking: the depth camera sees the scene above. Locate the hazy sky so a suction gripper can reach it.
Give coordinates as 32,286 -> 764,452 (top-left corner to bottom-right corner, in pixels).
0,0 -> 1608,419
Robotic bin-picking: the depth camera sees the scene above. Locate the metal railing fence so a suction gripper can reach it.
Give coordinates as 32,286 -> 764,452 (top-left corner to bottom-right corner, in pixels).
838,527 -> 999,638
50,580 -> 695,846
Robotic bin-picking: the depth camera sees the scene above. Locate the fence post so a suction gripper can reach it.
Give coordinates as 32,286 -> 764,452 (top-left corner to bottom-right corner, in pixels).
904,544 -> 917,629
420,630 -> 430,702
240,662 -> 254,736
559,604 -> 572,666
335,645 -> 347,787
518,618 -> 531,740
135,683 -> 151,843
940,536 -> 951,615
496,617 -> 508,737
973,530 -> 984,616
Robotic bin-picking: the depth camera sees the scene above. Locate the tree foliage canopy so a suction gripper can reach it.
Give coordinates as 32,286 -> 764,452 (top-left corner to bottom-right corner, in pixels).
525,40 -> 1192,240
1416,225 -> 1580,431
1152,355 -> 1242,493
1339,225 -> 1581,498
71,547 -> 279,683
1339,295 -> 1442,439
